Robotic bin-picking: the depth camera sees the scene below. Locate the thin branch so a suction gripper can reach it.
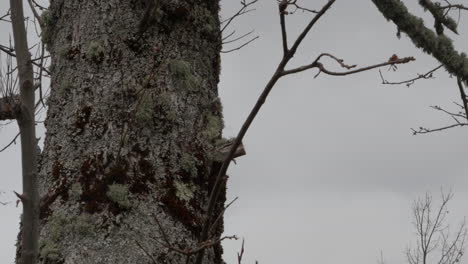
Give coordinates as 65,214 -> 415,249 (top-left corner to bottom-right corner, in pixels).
379,64 -> 443,87
221,36 -> 259,53
290,4 -> 319,14
26,0 -> 43,28
412,123 -> 468,134
430,105 -> 465,119
282,54 -> 415,77
222,30 -> 237,42
208,197 -> 238,236
31,0 -> 46,11
36,43 -> 45,107
0,44 -> 50,75
439,4 -> 468,11
279,1 -> 288,55
221,0 -> 258,34
456,78 -> 468,119
0,132 -> 20,152
223,30 -> 254,45
237,239 -> 245,264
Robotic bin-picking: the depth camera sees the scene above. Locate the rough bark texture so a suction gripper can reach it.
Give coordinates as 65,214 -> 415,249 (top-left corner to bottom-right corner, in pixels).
35,0 -> 226,263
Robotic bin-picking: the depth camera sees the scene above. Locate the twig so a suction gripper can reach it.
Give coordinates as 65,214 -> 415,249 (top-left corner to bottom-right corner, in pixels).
0,44 -> 50,75
0,132 -> 20,152
220,0 -> 259,53
223,30 -> 254,45
31,0 -> 46,10
220,0 -> 258,34
208,197 -> 238,236
237,239 -> 245,264
282,54 -> 414,77
379,64 -> 443,87
456,78 -> 468,119
279,1 -> 288,55
411,123 -> 468,134
221,36 -> 259,53
37,43 -> 45,107
430,105 -> 465,119
439,3 -> 468,11
26,0 -> 43,28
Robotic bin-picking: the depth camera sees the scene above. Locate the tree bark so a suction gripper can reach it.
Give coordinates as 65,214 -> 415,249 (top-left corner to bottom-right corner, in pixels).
33,0 -> 226,263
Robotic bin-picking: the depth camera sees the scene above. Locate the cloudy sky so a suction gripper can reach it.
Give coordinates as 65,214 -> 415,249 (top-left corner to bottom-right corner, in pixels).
1,1 -> 468,264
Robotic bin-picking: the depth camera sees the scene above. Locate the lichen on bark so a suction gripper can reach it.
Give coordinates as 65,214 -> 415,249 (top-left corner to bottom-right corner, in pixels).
34,0 -> 226,263
372,0 -> 468,84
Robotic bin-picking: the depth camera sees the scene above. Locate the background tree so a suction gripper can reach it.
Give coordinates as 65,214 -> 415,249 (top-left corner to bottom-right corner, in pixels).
406,192 -> 466,264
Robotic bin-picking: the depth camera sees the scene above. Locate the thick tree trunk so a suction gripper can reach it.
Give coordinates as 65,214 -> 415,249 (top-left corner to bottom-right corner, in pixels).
34,0 -> 226,263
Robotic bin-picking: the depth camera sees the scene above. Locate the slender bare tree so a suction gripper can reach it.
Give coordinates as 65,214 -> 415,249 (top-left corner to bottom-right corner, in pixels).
7,1 -> 39,263
406,192 -> 466,264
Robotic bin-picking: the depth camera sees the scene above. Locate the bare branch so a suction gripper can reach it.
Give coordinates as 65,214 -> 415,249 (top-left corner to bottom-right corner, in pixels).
223,30 -> 254,45
0,44 -> 50,75
279,1 -> 289,55
379,64 -> 443,87
456,78 -> 468,120
221,36 -> 259,53
26,0 -> 43,28
0,10 -> 11,22
208,197 -> 239,236
412,123 -> 468,135
237,239 -> 245,264
221,0 -> 259,34
407,192 -> 465,264
195,1 -> 338,263
439,3 -> 468,11
282,54 -> 414,77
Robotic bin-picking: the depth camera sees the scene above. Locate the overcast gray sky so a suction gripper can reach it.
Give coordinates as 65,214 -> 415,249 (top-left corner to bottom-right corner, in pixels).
1,1 -> 468,264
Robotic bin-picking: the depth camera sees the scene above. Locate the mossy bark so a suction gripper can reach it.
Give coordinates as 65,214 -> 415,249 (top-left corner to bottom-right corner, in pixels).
30,0 -> 226,263
372,0 -> 468,84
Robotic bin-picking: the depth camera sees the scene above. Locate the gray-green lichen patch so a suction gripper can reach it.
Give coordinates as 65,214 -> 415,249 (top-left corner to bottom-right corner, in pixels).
180,152 -> 198,177
193,6 -> 218,37
174,180 -> 195,201
136,95 -> 154,123
136,91 -> 178,125
40,210 -> 97,261
203,113 -> 223,142
40,10 -> 57,48
86,40 -> 106,63
39,240 -> 61,261
69,183 -> 83,201
107,184 -> 132,209
168,59 -> 201,91
73,213 -> 96,236
57,79 -> 73,98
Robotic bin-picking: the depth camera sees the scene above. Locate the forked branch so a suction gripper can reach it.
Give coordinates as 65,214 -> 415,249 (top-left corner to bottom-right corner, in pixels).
195,0 -> 416,263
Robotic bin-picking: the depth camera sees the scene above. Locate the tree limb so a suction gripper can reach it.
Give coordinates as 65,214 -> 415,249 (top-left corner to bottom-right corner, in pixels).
372,0 -> 468,84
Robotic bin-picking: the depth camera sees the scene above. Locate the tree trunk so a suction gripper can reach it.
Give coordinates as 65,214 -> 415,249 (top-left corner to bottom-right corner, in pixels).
34,0 -> 226,263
